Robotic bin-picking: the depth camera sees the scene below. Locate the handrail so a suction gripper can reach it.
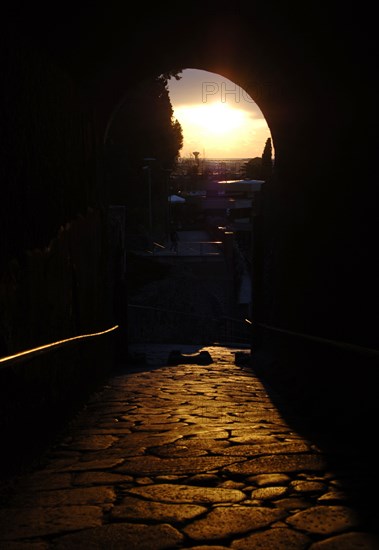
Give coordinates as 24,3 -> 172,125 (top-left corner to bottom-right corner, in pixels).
0,325 -> 119,369
256,322 -> 379,358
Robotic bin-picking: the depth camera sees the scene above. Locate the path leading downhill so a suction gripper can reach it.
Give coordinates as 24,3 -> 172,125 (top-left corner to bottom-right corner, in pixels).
0,344 -> 378,549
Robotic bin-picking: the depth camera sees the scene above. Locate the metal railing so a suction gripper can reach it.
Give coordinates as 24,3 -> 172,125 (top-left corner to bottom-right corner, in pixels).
0,324 -> 119,368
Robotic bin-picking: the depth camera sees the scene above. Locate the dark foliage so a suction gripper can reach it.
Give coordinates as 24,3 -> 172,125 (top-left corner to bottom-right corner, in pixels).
105,74 -> 183,202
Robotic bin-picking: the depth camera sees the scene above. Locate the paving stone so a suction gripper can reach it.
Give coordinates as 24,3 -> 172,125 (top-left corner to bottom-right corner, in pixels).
13,473 -> 73,491
0,344 -> 375,548
273,497 -> 313,510
127,483 -> 246,504
286,505 -> 361,535
110,495 -> 207,522
71,427 -> 133,434
224,453 -> 327,476
249,473 -> 291,486
229,434 -> 280,444
58,458 -> 125,471
218,480 -> 246,490
8,486 -> 116,507
308,531 -> 379,549
218,441 -> 311,457
183,506 -> 286,541
251,486 -> 288,500
116,456 -> 245,476
230,526 -> 311,549
148,444 -> 208,458
60,435 -> 118,451
290,480 -> 327,494
0,506 -> 102,539
187,474 -> 221,486
50,523 -> 184,550
183,429 -> 230,439
132,422 -> 188,432
178,438 -> 230,451
317,490 -> 349,503
72,471 -> 131,485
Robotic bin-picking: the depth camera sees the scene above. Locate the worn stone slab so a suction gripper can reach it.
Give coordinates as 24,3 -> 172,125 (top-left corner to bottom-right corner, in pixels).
286,505 -> 361,535
218,442 -> 311,457
117,456 -> 244,476
59,458 -> 125,471
13,473 -> 72,491
187,474 -> 221,486
0,506 -> 102,539
218,480 -> 246,490
274,497 -> 313,510
231,526 -> 311,549
250,474 -> 290,486
72,471 -> 132,486
183,506 -> 286,541
120,414 -> 175,422
132,422 -> 189,432
230,425 -> 290,436
308,531 -> 379,549
61,435 -> 118,451
148,444 -> 208,458
224,454 -> 327,476
128,483 -> 246,504
251,486 -> 288,500
115,432 -> 182,449
110,496 -> 207,522
316,490 -> 349,503
175,439 -> 231,452
229,434 -> 280,444
51,523 -> 184,550
182,429 -> 231,439
9,486 -> 115,507
70,427 -> 133,435
290,480 -> 327,494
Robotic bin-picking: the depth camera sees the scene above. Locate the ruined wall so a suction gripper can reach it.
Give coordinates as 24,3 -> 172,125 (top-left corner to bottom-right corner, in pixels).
0,29 -> 99,270
0,208 -> 113,356
0,30 -> 114,356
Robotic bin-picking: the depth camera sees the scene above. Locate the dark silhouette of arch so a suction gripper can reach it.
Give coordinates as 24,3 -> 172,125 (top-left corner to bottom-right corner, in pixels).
1,2 -> 376,470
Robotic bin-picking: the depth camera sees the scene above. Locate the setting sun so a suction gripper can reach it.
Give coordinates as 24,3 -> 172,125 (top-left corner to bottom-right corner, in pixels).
168,69 -> 272,159
176,103 -> 246,136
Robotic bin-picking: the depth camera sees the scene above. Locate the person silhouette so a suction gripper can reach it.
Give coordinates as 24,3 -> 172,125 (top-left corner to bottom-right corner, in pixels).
169,226 -> 178,253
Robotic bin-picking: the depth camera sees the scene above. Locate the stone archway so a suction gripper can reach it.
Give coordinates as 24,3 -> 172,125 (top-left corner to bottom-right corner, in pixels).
1,5 -> 374,393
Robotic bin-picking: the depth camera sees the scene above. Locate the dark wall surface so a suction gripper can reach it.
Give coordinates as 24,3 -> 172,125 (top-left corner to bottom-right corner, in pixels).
0,4 -> 375,395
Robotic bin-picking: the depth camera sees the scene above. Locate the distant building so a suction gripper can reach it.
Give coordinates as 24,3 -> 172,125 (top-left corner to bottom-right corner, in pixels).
201,179 -> 264,229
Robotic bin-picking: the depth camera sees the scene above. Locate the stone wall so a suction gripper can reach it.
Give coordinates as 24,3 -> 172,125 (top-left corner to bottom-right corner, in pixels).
0,30 -> 114,356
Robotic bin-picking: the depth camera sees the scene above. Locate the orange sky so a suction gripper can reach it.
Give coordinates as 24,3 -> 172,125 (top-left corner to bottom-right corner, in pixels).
167,69 -> 272,159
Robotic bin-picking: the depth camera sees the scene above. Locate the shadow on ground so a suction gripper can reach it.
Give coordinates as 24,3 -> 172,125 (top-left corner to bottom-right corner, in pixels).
249,347 -> 379,534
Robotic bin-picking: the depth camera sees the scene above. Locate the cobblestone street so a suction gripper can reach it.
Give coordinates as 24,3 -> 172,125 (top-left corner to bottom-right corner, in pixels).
0,345 -> 378,549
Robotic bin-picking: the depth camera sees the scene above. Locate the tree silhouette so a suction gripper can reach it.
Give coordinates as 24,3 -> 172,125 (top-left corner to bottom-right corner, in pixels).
106,73 -> 183,201
105,73 -> 183,234
261,137 -> 273,180
242,138 -> 273,181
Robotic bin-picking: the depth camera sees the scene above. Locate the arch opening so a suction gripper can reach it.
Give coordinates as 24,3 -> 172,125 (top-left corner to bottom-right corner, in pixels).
104,66 -> 274,348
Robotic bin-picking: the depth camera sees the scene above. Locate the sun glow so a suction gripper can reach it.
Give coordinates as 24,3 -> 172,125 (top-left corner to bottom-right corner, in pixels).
176,103 -> 247,136
173,101 -> 269,158
168,69 -> 272,159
